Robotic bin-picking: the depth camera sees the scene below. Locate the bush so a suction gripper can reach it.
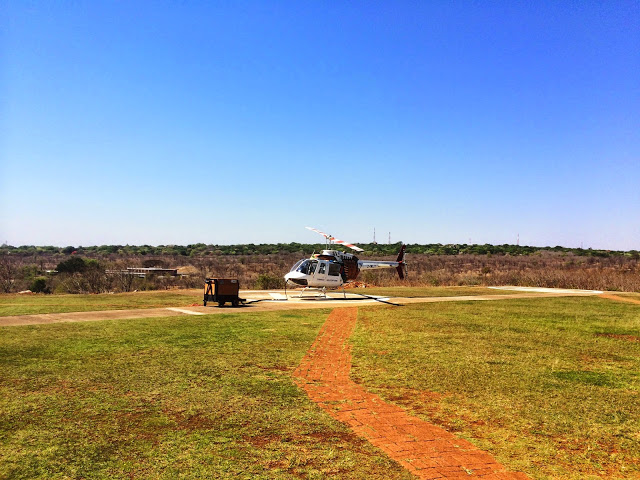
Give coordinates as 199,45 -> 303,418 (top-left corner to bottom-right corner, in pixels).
30,277 -> 49,293
254,274 -> 284,290
142,259 -> 168,268
56,256 -> 88,273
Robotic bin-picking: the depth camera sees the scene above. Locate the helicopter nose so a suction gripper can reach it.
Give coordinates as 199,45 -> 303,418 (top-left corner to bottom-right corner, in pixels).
285,272 -> 308,286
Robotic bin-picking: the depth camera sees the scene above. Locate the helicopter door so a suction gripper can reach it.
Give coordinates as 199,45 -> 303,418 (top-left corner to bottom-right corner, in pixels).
308,260 -> 326,286
316,261 -> 327,280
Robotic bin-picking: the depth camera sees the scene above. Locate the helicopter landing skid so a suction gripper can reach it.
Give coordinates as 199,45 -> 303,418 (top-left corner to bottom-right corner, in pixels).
295,286 -> 327,298
292,285 -> 348,299
284,280 -> 347,300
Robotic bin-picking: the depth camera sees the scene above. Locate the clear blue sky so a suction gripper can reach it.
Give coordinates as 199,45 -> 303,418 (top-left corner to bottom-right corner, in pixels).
2,1 -> 638,250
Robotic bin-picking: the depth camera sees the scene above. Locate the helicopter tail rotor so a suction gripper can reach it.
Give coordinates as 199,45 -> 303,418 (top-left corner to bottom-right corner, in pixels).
396,244 -> 407,280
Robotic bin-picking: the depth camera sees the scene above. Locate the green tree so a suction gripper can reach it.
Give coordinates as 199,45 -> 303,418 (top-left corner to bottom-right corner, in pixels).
30,277 -> 49,293
56,256 -> 88,273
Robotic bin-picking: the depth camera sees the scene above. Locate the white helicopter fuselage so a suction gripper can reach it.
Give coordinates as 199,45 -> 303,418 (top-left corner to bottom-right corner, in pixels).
284,264 -> 343,288
284,252 -> 346,288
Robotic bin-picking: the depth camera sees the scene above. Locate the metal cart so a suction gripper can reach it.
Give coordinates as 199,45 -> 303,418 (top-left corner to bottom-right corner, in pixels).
203,278 -> 245,307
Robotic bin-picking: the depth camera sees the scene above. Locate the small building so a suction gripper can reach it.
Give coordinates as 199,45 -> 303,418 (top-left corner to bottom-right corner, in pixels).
125,267 -> 178,277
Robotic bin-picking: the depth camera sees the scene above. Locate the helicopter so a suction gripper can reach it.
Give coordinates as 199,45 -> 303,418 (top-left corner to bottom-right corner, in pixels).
284,227 -> 407,295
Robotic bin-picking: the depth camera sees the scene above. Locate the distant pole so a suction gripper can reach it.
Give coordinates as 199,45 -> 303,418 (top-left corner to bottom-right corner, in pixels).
388,232 -> 391,244
373,228 -> 376,244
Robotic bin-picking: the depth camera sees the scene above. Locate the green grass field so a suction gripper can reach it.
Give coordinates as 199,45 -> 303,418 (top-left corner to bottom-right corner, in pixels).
0,310 -> 410,479
1,290 -> 638,479
0,290 -> 202,316
351,297 -> 640,479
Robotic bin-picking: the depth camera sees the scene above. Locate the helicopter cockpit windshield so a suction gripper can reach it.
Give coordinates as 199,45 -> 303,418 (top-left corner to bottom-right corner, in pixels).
289,259 -> 318,275
289,260 -> 305,273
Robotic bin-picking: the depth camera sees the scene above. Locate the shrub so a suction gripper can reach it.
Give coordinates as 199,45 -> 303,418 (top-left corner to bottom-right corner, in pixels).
30,277 -> 49,293
142,259 -> 168,268
56,256 -> 88,273
254,274 -> 284,290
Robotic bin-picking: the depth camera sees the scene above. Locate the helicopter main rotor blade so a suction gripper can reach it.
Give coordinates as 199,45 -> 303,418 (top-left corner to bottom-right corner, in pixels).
305,226 -> 332,240
305,226 -> 364,253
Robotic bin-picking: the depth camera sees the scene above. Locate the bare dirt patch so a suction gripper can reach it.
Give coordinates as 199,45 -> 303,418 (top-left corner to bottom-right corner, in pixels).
596,333 -> 640,343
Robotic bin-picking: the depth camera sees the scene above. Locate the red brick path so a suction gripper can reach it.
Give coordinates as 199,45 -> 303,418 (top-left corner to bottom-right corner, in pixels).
599,293 -> 640,305
294,307 -> 529,479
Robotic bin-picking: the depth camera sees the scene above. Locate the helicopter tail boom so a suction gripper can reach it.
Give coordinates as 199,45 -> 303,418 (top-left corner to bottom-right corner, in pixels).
357,245 -> 407,280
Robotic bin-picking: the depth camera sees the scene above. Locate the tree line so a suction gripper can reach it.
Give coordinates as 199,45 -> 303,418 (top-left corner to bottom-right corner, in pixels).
1,242 -> 636,258
2,242 -> 638,295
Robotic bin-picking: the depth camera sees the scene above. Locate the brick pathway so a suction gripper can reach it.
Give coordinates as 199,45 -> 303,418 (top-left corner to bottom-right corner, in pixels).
294,307 -> 529,479
599,293 -> 640,305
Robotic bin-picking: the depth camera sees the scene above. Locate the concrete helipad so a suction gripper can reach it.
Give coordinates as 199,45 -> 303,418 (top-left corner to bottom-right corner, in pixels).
0,287 -> 611,327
